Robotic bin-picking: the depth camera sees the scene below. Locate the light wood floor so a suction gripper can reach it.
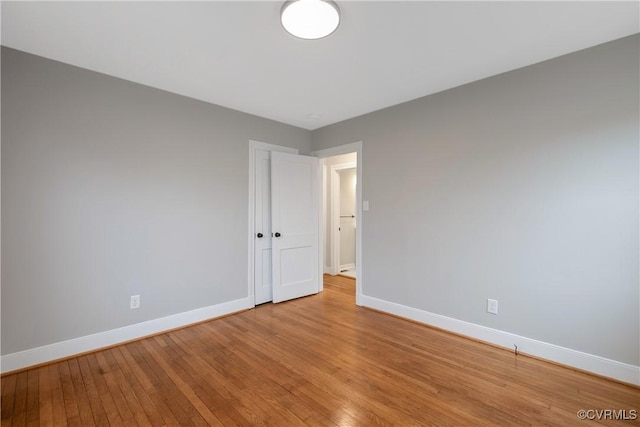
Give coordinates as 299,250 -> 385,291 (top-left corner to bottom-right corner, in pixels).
2,275 -> 638,426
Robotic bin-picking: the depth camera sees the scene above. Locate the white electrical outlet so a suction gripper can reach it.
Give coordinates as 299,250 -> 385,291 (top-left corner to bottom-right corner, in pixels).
130,295 -> 140,309
487,298 -> 498,315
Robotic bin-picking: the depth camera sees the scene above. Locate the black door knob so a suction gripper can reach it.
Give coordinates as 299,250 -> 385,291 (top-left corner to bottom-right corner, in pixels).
256,233 -> 263,238
274,232 -> 281,237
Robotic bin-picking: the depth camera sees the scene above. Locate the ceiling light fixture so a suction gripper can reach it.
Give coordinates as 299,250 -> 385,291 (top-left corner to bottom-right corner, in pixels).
281,0 -> 340,40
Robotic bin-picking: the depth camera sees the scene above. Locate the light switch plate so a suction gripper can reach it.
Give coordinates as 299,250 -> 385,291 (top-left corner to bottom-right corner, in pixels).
363,201 -> 369,211
487,298 -> 498,315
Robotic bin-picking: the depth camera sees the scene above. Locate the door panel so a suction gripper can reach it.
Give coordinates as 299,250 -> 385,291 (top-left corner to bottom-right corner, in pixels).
271,151 -> 319,303
280,246 -> 313,285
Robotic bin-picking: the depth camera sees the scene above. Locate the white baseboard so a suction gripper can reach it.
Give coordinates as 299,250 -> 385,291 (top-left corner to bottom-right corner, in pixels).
1,297 -> 252,374
324,266 -> 341,275
5,294 -> 638,386
340,263 -> 355,271
360,295 -> 640,386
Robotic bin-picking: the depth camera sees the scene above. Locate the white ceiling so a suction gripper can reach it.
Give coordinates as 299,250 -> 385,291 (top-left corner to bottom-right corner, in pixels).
2,1 -> 638,130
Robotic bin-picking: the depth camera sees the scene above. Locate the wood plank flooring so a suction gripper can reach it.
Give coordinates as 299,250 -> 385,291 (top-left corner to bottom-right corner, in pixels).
2,275 -> 639,426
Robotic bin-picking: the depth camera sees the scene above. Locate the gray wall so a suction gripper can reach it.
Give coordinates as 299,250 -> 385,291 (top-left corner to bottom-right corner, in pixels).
312,35 -> 639,365
1,47 -> 311,355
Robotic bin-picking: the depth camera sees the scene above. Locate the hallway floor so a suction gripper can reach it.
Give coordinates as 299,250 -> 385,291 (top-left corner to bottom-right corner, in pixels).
338,268 -> 356,278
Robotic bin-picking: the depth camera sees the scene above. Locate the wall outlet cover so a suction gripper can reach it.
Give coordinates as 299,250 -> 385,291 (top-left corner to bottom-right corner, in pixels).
130,295 -> 141,309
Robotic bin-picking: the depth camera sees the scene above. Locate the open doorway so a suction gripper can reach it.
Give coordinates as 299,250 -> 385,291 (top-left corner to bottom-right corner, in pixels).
323,154 -> 357,278
313,142 -> 363,304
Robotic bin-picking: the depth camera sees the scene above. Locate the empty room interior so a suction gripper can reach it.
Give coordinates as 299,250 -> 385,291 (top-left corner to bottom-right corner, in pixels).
1,1 -> 639,425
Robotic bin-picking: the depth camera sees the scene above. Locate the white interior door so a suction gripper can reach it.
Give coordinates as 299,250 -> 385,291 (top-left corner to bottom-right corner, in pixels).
271,151 -> 319,303
254,148 -> 273,305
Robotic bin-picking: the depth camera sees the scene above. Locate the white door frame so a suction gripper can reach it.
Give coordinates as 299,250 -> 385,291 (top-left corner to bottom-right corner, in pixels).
248,140 -> 297,307
329,162 -> 357,276
312,141 -> 363,306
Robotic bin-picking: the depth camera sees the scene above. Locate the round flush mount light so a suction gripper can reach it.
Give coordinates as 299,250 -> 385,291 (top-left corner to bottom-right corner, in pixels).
281,0 -> 340,40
